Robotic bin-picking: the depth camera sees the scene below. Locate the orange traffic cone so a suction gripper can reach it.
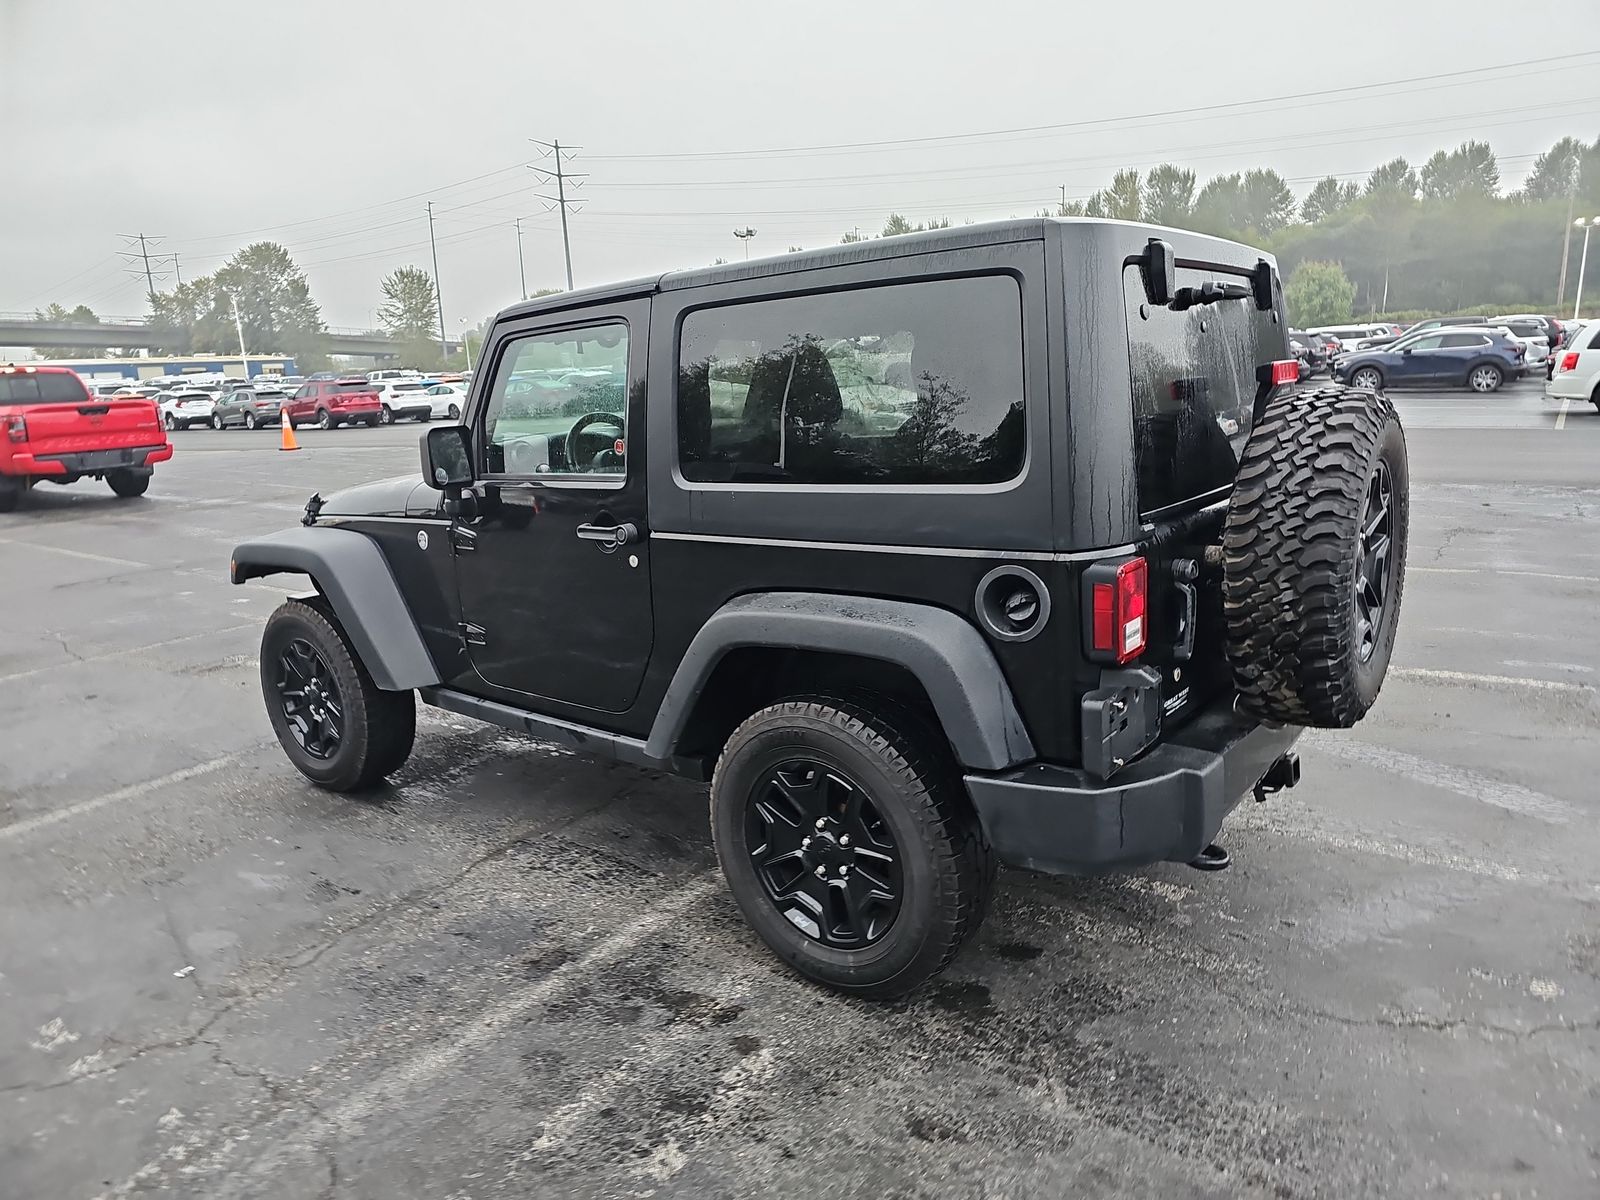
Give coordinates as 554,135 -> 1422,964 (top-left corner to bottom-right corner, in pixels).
280,420 -> 300,452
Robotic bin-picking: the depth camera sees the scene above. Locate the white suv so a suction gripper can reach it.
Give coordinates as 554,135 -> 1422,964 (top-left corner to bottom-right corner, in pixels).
1546,319 -> 1600,412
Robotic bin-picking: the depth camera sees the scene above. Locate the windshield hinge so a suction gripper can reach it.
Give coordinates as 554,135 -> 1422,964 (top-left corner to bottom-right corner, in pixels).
458,622 -> 487,646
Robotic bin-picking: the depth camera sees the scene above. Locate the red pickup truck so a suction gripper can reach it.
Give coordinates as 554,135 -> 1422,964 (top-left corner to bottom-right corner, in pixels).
0,365 -> 172,512
281,379 -> 383,429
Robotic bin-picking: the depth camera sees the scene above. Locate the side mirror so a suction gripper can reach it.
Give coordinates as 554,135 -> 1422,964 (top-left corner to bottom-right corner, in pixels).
1140,238 -> 1177,308
1400,347 -> 1413,356
422,424 -> 473,489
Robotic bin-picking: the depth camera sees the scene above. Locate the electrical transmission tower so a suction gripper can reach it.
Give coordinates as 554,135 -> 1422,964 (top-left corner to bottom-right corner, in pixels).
531,139 -> 586,291
119,234 -> 168,309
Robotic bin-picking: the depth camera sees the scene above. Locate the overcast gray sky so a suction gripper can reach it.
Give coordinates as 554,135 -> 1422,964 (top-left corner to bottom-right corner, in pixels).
2,0 -> 1597,333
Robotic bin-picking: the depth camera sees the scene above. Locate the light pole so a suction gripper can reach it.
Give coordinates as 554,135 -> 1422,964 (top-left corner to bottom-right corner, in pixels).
733,227 -> 757,259
1573,217 -> 1598,321
459,318 -> 473,373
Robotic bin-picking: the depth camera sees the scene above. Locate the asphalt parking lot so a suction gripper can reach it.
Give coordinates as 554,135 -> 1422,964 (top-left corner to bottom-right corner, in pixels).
3,378 -> 1598,1199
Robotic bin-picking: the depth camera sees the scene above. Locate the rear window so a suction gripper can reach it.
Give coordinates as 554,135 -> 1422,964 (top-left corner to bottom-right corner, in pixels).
1125,264 -> 1283,515
332,382 -> 372,393
677,274 -> 1026,486
391,383 -> 425,392
0,372 -> 90,404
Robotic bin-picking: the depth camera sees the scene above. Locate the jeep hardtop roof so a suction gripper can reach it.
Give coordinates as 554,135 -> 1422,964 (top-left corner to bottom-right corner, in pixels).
493,218 -> 1278,325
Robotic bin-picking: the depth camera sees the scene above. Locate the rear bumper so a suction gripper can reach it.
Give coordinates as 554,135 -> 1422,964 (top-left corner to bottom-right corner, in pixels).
6,444 -> 171,476
1546,374 -> 1594,400
965,702 -> 1303,875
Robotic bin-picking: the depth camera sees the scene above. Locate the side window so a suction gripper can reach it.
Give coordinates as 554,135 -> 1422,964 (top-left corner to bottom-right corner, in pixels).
1440,333 -> 1484,348
480,320 -> 629,478
1406,335 -> 1445,351
676,275 -> 1025,486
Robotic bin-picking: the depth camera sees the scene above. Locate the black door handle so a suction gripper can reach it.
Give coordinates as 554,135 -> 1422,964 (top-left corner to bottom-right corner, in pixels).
575,521 -> 640,550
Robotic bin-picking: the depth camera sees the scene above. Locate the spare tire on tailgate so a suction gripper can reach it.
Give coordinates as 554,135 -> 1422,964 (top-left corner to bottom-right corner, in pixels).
1222,383 -> 1408,727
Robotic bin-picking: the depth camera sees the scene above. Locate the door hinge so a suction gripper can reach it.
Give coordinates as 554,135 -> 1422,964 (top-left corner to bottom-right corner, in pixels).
458,622 -> 487,646
450,525 -> 478,553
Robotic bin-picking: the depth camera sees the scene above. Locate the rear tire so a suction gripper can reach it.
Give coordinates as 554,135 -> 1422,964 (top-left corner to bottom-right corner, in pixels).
0,478 -> 21,512
1468,363 -> 1503,393
260,599 -> 416,792
163,411 -> 176,432
710,696 -> 994,1000
107,470 -> 150,499
244,412 -> 258,430
317,408 -> 333,430
379,405 -> 394,425
1222,383 -> 1408,728
447,403 -> 460,420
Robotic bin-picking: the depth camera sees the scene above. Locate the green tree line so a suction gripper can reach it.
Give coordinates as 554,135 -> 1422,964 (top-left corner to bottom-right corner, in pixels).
855,134 -> 1600,324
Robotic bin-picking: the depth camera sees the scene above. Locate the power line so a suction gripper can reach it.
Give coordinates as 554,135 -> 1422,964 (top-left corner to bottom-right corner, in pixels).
584,51 -> 1600,163
532,138 -> 585,290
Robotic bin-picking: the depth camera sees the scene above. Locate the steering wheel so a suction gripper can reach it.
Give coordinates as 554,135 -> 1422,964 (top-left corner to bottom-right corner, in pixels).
566,411 -> 624,471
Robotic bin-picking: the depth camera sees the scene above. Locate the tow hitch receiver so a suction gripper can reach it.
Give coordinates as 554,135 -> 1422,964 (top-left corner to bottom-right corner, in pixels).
1253,751 -> 1301,804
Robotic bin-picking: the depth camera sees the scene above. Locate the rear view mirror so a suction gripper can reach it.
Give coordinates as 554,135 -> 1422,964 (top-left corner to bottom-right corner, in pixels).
422,424 -> 473,489
1140,238 -> 1177,308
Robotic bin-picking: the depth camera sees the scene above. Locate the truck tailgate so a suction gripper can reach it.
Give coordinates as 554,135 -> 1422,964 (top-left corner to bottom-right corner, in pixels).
20,398 -> 165,456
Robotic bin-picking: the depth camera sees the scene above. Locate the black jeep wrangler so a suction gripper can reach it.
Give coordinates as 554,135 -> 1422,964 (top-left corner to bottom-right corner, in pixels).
232,219 -> 1408,998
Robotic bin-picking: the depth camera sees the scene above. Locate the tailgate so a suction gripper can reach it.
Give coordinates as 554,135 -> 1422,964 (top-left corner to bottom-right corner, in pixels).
20,398 -> 165,457
1123,257 -> 1288,728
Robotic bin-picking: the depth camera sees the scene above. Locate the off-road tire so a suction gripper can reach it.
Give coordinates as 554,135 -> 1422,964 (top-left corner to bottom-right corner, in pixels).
260,598 -> 416,792
107,469 -> 150,499
710,695 -> 995,1000
1222,383 -> 1408,727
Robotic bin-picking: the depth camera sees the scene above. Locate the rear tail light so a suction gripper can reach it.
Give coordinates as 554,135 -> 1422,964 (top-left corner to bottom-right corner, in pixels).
1559,352 -> 1579,373
1086,557 -> 1149,664
5,415 -> 27,443
1269,359 -> 1299,386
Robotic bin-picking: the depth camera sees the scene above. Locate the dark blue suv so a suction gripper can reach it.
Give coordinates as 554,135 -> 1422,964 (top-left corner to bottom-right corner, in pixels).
1336,327 -> 1522,393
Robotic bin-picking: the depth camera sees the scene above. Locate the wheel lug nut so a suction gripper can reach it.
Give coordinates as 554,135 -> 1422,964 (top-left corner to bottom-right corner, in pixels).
814,865 -> 827,878
815,818 -> 827,830
839,835 -> 851,847
801,837 -> 812,849
839,864 -> 851,877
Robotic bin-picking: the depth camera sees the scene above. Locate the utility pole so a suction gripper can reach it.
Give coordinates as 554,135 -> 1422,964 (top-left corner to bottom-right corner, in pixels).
1557,186 -> 1578,307
532,139 -> 586,291
1060,184 -> 1067,215
230,294 -> 250,378
427,201 -> 448,363
515,218 -> 527,300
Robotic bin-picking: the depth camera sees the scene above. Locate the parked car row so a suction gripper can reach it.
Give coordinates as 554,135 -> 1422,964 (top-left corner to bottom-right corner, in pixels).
153,376 -> 473,431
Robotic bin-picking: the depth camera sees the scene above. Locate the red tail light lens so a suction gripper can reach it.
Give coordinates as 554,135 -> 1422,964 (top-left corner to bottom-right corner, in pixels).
5,415 -> 27,443
1270,359 -> 1299,386
1087,557 -> 1149,663
1560,352 -> 1579,373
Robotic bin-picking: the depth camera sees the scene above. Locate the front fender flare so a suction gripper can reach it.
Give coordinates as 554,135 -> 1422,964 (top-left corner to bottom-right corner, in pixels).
230,526 -> 440,691
644,592 -> 1036,771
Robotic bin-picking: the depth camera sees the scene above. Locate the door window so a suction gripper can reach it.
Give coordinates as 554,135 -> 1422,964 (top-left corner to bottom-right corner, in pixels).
1403,335 -> 1445,351
480,321 -> 629,479
1440,333 -> 1489,348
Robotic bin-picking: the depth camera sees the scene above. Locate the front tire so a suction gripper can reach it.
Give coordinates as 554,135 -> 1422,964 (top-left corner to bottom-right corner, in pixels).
107,469 -> 150,499
710,697 -> 994,1000
260,599 -> 416,792
1350,366 -> 1383,391
0,478 -> 21,512
211,413 -> 224,430
1223,383 -> 1408,727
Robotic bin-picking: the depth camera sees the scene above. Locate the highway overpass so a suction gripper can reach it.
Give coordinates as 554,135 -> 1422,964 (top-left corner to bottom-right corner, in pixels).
0,313 -> 458,360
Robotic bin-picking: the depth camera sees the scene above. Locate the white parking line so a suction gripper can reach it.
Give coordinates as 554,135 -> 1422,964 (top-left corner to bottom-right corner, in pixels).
1390,666 -> 1590,694
1555,397 -> 1571,430
0,754 -> 245,843
100,872 -> 723,1199
0,624 -> 256,684
0,536 -> 149,569
1411,566 -> 1600,584
1307,735 -> 1578,824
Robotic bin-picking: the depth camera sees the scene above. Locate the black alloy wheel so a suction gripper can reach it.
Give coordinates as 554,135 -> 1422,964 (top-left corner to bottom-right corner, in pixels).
1354,457 -> 1395,664
745,759 -> 902,947
276,638 -> 343,760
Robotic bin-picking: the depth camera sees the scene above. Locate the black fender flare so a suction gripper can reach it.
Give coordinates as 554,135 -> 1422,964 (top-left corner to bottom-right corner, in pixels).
643,592 -> 1035,771
230,527 -> 440,691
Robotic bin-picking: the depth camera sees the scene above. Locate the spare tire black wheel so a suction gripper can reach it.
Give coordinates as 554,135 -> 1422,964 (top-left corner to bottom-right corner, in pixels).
1222,383 -> 1408,728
